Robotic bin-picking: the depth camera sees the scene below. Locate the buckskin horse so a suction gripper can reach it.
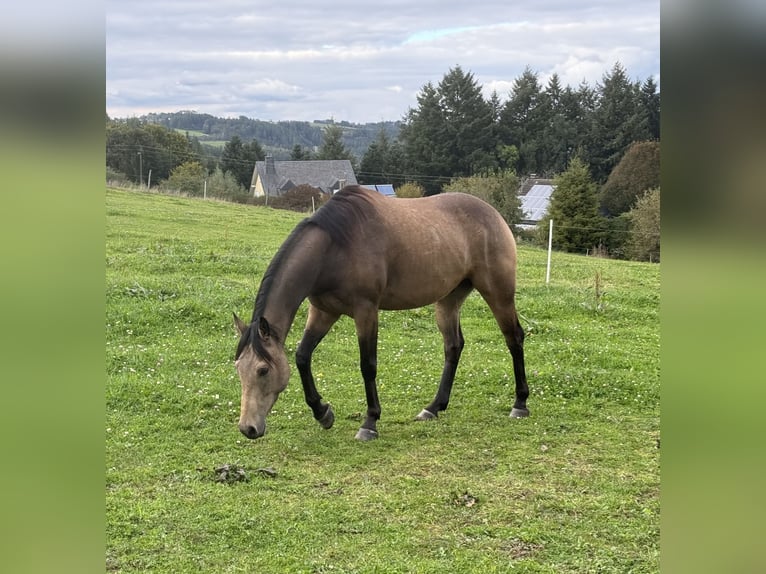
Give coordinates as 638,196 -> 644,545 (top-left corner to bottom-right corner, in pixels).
234,185 -> 529,441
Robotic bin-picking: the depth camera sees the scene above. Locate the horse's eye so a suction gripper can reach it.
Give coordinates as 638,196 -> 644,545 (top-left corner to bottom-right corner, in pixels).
257,366 -> 270,377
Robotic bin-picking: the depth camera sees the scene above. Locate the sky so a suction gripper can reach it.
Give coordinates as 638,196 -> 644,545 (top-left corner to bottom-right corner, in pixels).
106,0 -> 660,124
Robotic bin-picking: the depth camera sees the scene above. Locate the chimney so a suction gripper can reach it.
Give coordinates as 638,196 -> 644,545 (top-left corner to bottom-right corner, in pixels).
265,155 -> 276,175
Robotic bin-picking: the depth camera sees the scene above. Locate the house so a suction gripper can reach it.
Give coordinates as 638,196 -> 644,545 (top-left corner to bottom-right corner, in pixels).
361,184 -> 396,197
250,155 -> 358,198
518,177 -> 555,227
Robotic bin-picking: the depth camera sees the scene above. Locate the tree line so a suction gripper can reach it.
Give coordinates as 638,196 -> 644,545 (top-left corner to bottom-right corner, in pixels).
358,62 -> 658,192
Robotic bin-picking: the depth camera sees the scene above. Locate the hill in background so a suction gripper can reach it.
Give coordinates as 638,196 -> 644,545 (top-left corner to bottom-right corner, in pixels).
139,110 -> 401,159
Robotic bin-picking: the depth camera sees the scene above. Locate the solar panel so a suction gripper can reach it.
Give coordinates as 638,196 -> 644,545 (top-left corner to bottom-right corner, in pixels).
520,184 -> 555,221
362,184 -> 396,197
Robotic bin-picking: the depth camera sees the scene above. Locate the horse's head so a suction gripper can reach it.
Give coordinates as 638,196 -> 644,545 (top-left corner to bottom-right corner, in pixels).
233,314 -> 290,439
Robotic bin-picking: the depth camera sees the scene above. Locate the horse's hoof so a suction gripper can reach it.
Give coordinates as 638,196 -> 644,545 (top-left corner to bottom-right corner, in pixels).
415,409 -> 437,421
510,407 -> 530,418
354,428 -> 379,441
318,404 -> 335,429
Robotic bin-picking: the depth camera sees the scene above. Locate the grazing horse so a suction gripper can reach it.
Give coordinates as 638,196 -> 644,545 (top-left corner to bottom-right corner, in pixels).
234,185 -> 529,441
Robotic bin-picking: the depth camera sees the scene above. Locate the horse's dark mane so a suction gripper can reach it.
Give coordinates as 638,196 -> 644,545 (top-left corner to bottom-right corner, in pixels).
237,186 -> 377,363
309,185 -> 377,247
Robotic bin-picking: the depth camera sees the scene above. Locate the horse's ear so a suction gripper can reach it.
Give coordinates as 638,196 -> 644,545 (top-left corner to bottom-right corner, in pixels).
258,316 -> 271,341
233,313 -> 248,336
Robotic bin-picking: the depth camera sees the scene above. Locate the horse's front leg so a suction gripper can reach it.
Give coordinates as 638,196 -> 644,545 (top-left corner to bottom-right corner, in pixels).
296,304 -> 339,430
353,305 -> 381,441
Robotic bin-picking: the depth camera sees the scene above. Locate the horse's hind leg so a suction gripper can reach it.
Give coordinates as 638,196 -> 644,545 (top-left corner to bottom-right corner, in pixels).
353,303 -> 382,441
483,293 -> 530,418
296,304 -> 339,429
416,282 -> 473,421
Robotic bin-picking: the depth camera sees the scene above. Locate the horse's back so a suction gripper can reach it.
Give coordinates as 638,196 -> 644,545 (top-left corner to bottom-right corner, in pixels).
384,192 -> 516,261
367,191 -> 518,308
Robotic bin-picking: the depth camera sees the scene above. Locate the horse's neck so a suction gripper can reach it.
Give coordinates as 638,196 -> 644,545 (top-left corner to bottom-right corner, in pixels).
261,228 -> 329,339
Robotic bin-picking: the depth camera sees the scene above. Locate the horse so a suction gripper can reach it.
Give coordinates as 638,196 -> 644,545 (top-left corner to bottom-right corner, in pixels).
234,185 -> 529,441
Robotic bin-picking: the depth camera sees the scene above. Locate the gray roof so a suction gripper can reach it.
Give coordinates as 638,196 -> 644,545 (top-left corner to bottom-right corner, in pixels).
520,183 -> 555,223
251,157 -> 358,196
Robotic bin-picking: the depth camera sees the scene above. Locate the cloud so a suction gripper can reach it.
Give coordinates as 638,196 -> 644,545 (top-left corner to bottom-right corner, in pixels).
106,0 -> 659,122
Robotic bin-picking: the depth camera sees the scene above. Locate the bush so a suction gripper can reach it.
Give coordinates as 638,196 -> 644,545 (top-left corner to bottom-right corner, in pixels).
106,166 -> 132,187
270,184 -> 328,212
159,161 -> 206,196
625,187 -> 660,262
395,182 -> 425,198
206,167 -> 248,203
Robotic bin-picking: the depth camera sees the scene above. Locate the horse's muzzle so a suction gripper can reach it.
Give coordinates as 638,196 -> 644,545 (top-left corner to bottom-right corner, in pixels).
239,423 -> 264,439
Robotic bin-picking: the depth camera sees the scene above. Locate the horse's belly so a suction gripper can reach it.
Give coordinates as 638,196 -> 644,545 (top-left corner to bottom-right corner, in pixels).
378,272 -> 467,310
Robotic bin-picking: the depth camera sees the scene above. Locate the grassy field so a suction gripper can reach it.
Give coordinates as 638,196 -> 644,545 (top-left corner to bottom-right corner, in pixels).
106,188 -> 659,573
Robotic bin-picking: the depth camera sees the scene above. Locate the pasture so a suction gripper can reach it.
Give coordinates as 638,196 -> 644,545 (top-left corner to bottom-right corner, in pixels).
106,188 -> 659,573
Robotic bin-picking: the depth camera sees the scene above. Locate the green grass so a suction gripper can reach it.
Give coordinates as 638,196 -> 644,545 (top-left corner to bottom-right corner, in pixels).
106,188 -> 659,573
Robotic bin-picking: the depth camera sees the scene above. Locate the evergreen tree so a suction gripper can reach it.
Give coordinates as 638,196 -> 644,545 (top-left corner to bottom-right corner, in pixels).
399,82 -> 451,195
540,157 -> 605,253
437,66 -> 498,176
498,67 -> 545,175
386,140 -> 407,188
538,73 -> 574,175
588,62 -> 643,182
637,77 -> 661,141
221,135 -> 265,189
290,144 -> 313,160
357,129 -> 406,187
316,124 -> 354,162
358,129 -> 391,185
488,90 -> 503,122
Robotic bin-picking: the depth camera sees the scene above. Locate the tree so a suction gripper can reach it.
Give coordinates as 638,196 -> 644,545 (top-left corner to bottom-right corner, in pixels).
160,161 -> 206,196
358,129 -> 407,187
221,135 -> 265,189
538,74 -> 577,175
600,140 -> 660,216
358,129 -> 391,185
290,144 -> 313,160
539,157 -> 605,253
587,62 -> 643,182
106,119 -> 199,186
399,67 -> 498,194
399,82 -> 451,195
625,187 -> 660,261
436,66 -> 498,176
498,67 -> 545,175
316,124 -> 356,169
637,77 -> 661,141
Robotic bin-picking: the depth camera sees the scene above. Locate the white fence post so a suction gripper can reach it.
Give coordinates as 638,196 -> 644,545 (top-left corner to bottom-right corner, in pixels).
546,219 -> 553,284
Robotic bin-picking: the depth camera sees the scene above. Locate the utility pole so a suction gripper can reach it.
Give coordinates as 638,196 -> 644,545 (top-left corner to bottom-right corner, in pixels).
137,152 -> 143,188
